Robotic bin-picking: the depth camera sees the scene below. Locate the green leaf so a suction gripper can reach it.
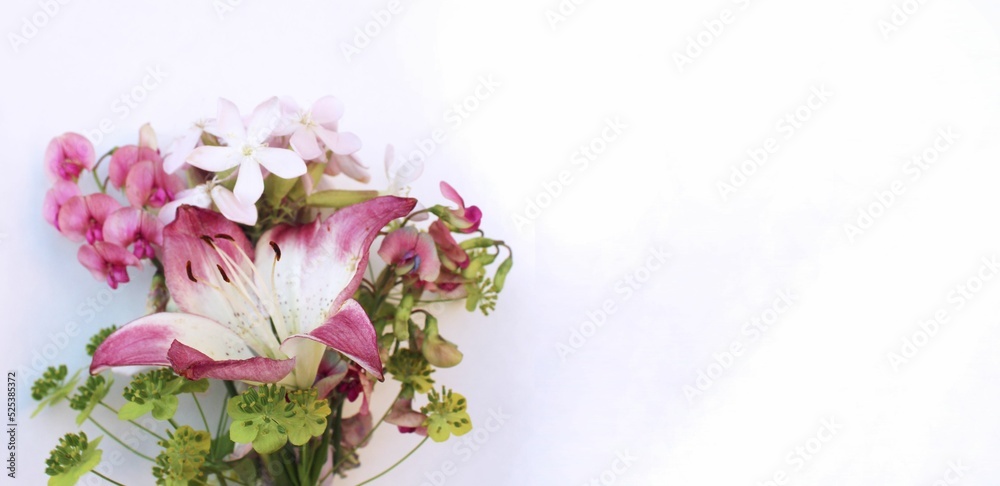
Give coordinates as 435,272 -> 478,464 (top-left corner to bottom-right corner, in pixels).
118,401 -> 153,421
68,375 -> 113,426
151,394 -> 179,421
305,189 -> 379,208
45,433 -> 103,486
226,385 -> 293,454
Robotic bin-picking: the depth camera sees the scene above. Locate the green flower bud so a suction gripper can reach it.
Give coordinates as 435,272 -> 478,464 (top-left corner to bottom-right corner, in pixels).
153,426 -> 211,485
421,387 -> 472,443
421,316 -> 463,368
31,365 -> 81,417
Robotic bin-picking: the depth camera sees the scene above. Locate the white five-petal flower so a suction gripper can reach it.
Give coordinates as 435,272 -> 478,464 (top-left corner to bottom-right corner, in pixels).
187,98 -> 307,207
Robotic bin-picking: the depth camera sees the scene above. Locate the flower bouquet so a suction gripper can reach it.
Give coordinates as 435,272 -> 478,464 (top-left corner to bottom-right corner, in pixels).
35,96 -> 512,485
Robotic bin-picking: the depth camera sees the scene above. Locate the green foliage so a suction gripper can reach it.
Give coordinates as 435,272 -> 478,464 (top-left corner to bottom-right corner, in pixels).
120,369 -> 208,421
152,426 -> 211,486
44,432 -> 103,486
68,375 -> 113,425
421,388 -> 472,443
32,365 -> 81,417
85,326 -> 118,357
386,348 -> 435,394
227,385 -> 333,454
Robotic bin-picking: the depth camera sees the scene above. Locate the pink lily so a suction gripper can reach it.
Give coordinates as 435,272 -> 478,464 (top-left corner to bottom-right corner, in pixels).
57,194 -> 121,244
188,98 -> 307,206
439,182 -> 482,233
42,180 -> 81,231
377,227 -> 441,282
91,196 -> 416,387
104,208 -> 164,260
45,133 -> 95,182
78,242 -> 141,289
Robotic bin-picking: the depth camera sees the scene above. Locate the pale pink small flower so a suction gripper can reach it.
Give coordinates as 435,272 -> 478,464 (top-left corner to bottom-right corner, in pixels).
42,180 -> 81,231
163,120 -> 212,174
158,184 -> 257,226
45,133 -> 95,182
77,241 -> 141,289
57,194 -> 121,244
188,97 -> 307,206
104,207 -> 164,260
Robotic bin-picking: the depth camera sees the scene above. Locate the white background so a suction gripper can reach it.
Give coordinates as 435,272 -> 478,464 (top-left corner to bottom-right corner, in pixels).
3,0 -> 1000,484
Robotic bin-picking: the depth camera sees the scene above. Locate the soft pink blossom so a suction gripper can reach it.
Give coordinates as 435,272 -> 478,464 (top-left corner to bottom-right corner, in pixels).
42,180 -> 81,231
57,194 -> 121,244
45,133 -> 95,182
104,207 -> 164,260
440,181 -> 482,233
78,241 -> 141,289
378,227 -> 441,282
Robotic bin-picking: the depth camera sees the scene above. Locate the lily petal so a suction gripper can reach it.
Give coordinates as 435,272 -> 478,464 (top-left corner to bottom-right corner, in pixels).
257,196 -> 416,339
167,341 -> 295,383
282,300 -> 384,381
163,206 -> 279,357
90,312 -> 260,374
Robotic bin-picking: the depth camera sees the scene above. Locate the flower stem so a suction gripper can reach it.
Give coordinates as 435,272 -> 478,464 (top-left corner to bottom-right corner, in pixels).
353,437 -> 428,486
322,391 -> 399,482
192,393 -> 211,433
168,418 -> 180,429
98,401 -> 167,441
87,417 -> 156,462
91,470 -> 127,485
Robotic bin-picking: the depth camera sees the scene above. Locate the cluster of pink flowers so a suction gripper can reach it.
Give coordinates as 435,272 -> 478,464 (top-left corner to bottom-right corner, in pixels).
41,96 -> 481,291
